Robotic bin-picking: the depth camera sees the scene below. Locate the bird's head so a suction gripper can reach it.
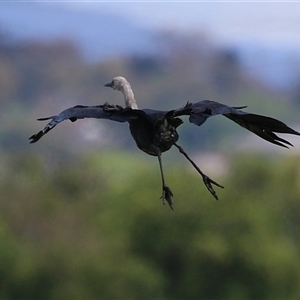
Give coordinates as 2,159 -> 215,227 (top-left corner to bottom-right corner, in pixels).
104,76 -> 138,109
104,76 -> 129,91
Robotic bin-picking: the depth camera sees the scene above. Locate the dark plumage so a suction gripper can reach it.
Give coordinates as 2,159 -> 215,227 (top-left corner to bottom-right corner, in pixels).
29,76 -> 300,209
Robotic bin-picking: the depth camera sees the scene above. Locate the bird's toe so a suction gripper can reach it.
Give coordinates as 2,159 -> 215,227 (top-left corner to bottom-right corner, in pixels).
202,174 -> 224,200
161,186 -> 174,210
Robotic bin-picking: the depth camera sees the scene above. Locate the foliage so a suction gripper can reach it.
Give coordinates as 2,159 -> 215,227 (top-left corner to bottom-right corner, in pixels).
1,151 -> 300,299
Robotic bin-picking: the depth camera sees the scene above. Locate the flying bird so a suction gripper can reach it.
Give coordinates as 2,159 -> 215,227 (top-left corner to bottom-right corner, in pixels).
29,76 -> 300,209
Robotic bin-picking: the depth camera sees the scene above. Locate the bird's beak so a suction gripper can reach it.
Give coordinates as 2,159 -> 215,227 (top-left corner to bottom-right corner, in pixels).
104,81 -> 113,88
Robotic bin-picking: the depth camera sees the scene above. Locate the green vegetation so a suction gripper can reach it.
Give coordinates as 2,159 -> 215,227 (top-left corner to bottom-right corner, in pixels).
1,151 -> 300,299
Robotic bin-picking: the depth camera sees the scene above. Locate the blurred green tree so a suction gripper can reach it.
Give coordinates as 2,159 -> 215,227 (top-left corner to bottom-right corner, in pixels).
0,152 -> 300,299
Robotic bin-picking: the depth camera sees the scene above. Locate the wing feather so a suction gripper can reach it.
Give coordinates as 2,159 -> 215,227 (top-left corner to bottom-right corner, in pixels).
172,100 -> 300,148
29,104 -> 136,143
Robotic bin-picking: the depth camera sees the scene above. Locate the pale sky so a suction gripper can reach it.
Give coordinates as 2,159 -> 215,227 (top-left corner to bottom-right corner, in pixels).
62,1 -> 300,48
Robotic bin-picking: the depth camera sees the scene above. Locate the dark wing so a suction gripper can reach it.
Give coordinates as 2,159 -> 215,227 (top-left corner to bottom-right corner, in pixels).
171,100 -> 300,148
29,104 -> 139,143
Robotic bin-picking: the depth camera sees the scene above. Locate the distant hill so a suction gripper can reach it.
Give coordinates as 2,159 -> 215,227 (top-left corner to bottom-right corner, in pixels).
0,2 -> 157,61
1,2 -> 299,89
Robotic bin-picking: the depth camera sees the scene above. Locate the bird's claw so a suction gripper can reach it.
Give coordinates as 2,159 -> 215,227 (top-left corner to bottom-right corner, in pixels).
202,174 -> 224,200
161,186 -> 174,210
102,103 -> 124,112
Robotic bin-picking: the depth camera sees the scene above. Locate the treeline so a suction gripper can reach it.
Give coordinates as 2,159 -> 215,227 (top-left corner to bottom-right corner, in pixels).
0,151 -> 300,299
0,29 -> 247,106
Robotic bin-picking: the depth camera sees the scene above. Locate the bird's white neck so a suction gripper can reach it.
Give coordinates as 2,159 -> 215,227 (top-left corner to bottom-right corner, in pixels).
121,83 -> 138,109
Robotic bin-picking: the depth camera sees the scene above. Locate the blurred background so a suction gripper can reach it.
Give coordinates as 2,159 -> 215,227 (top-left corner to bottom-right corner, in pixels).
1,1 -> 300,299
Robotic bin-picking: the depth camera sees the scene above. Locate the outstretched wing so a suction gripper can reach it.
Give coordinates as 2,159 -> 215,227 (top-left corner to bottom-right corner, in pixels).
171,100 -> 300,148
29,104 -> 138,143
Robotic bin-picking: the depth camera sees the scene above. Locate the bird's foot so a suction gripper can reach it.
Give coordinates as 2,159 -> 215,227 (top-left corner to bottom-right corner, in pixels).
202,174 -> 224,200
102,103 -> 124,112
161,186 -> 174,210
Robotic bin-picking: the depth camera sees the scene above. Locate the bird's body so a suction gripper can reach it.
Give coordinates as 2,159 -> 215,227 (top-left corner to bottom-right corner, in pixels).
30,76 -> 300,209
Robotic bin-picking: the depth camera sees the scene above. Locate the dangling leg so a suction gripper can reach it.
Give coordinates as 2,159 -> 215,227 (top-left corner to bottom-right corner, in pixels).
174,143 -> 224,200
156,149 -> 174,210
